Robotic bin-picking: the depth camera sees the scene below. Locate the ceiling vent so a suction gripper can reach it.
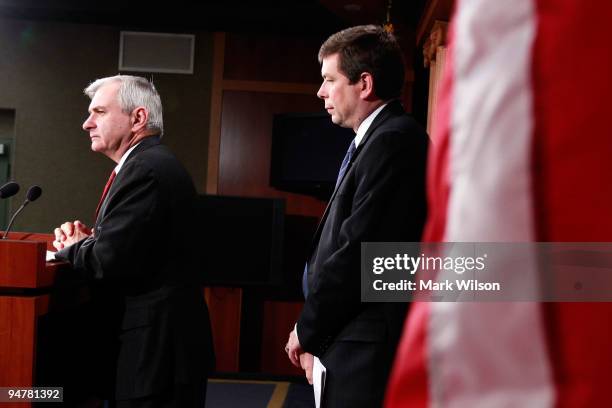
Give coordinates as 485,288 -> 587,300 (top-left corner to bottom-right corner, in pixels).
119,31 -> 195,74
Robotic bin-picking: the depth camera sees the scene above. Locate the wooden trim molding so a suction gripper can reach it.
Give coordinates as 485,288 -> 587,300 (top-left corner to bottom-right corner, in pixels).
405,69 -> 415,83
423,21 -> 448,68
222,80 -> 319,95
206,32 -> 226,194
423,21 -> 449,137
416,0 -> 454,45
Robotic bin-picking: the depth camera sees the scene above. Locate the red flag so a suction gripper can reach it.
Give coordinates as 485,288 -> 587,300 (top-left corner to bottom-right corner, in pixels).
386,0 -> 612,406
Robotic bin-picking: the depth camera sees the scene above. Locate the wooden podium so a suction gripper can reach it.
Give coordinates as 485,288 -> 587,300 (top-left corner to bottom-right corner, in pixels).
0,232 -> 74,406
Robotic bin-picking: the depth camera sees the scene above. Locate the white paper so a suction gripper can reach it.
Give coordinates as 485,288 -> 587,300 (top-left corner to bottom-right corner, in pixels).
313,356 -> 326,408
45,250 -> 57,262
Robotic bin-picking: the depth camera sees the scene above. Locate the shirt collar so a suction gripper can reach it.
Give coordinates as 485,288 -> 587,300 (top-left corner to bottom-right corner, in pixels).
354,103 -> 388,147
114,142 -> 141,174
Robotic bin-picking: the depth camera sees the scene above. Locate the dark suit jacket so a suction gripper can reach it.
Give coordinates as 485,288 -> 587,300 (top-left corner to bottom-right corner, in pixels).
298,101 -> 428,407
56,136 -> 214,401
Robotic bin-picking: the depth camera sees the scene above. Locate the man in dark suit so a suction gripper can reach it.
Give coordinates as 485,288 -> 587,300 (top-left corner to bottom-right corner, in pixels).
53,75 -> 214,407
285,25 -> 428,407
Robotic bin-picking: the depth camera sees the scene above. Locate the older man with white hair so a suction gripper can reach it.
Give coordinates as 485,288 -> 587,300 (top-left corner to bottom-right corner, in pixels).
53,75 -> 214,408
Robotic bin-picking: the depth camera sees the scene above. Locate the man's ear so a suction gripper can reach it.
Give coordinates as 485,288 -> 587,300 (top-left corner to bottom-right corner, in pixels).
131,107 -> 149,132
359,72 -> 375,100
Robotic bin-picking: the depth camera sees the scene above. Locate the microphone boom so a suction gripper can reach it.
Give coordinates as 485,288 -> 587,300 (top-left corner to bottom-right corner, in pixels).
2,185 -> 43,240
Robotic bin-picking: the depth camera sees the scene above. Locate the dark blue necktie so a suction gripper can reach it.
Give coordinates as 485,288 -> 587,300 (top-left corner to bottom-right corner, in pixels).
335,140 -> 357,188
303,139 -> 357,298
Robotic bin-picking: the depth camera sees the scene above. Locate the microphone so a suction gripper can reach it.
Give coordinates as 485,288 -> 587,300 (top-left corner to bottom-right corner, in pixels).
0,181 -> 19,199
2,185 -> 43,240
26,185 -> 42,202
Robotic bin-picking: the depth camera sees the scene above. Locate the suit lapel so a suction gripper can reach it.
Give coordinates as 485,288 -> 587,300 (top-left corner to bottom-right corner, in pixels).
308,101 -> 405,255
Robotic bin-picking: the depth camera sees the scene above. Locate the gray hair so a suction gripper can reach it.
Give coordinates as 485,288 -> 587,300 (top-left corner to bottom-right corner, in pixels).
84,75 -> 164,136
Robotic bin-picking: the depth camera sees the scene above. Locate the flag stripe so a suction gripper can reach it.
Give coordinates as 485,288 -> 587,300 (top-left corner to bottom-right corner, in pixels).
429,1 -> 554,406
532,1 -> 612,406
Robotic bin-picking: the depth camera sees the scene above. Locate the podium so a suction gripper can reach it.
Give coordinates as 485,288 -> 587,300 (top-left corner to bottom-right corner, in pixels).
0,232 -> 75,406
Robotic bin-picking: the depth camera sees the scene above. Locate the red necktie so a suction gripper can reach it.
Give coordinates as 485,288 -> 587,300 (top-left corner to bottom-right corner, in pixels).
95,170 -> 116,219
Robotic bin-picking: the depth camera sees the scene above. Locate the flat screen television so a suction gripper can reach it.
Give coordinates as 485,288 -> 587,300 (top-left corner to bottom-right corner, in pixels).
195,194 -> 285,286
270,112 -> 355,199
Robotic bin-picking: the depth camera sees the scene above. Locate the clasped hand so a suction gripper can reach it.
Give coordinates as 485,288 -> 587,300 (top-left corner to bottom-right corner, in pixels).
53,220 -> 91,250
285,328 -> 314,384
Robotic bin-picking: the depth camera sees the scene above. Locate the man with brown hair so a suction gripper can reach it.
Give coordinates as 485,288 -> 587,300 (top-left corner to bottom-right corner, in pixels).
285,25 -> 428,407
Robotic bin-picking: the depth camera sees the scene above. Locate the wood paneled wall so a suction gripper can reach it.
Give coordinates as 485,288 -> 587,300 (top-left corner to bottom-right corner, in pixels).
222,32 -> 323,83
218,90 -> 325,216
206,32 -> 326,376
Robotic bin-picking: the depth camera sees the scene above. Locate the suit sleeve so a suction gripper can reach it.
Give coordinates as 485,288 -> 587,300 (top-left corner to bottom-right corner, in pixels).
55,159 -> 163,284
297,127 -> 428,355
